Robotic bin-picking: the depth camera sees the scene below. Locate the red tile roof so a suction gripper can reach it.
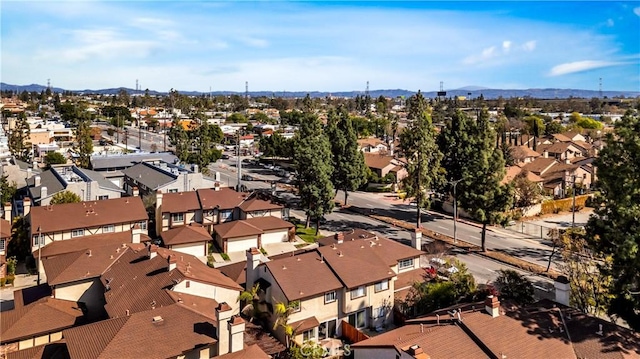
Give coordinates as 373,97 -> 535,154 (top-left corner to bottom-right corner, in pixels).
63,304 -> 217,359
160,190 -> 201,213
243,321 -> 286,356
161,223 -> 211,246
265,251 -> 343,301
238,197 -> 283,212
214,221 -> 263,239
1,218 -> 11,239
197,187 -> 247,210
5,341 -> 68,359
288,316 -> 321,334
244,216 -> 294,231
0,297 -> 84,344
217,344 -> 271,359
35,231 -> 138,258
29,197 -> 147,233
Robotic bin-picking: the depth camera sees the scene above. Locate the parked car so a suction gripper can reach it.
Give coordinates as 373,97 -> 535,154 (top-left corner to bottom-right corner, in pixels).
242,174 -> 254,181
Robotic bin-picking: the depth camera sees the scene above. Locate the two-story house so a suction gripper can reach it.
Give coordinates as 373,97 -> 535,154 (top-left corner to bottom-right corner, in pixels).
122,160 -> 219,197
28,197 -> 148,254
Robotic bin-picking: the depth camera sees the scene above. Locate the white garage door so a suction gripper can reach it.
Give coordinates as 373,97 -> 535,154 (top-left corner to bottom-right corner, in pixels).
226,237 -> 258,253
261,230 -> 288,245
171,243 -> 206,257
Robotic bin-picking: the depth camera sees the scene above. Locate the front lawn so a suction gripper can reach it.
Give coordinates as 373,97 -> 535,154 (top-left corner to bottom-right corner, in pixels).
295,223 -> 322,243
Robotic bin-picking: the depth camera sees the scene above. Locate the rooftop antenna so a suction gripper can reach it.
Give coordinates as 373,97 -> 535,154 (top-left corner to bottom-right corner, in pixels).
245,81 -> 249,101
47,79 -> 51,91
365,81 -> 370,97
136,79 -> 139,93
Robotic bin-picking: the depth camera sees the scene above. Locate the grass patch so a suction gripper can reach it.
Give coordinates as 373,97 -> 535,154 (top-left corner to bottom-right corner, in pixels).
295,223 -> 322,243
295,243 -> 310,249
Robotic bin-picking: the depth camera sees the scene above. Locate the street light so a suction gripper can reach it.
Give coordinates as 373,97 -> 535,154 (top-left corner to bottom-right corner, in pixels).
448,179 -> 463,244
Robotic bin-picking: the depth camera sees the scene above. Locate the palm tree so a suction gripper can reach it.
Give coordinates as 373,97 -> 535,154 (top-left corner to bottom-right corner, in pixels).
272,301 -> 303,348
237,284 -> 262,321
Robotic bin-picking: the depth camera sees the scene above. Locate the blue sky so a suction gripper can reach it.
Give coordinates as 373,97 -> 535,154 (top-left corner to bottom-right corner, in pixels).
2,1 -> 639,92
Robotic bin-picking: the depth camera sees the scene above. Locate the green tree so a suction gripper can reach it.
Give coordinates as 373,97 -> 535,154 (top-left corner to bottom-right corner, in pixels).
577,117 -> 604,130
168,117 -> 190,163
512,170 -> 543,211
456,109 -> 513,251
73,118 -> 93,168
50,190 -> 82,204
8,113 -> 31,162
294,110 -> 334,233
439,110 -> 475,189
190,121 -> 222,170
400,92 -> 443,227
1,175 -> 17,204
569,111 -> 582,123
494,269 -> 535,305
227,113 -> 248,123
272,301 -> 301,348
585,110 -> 640,330
544,121 -> 565,136
326,107 -> 368,205
44,152 -> 67,167
8,217 -> 31,262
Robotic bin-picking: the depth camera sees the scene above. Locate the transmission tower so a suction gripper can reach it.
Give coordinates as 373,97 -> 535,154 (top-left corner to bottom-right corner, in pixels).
365,81 -> 370,98
245,81 -> 249,100
47,79 -> 51,90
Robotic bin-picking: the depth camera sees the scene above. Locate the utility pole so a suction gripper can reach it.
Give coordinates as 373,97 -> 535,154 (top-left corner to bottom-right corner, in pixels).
572,175 -> 577,228
236,130 -> 242,192
37,227 -> 42,285
449,179 -> 463,244
138,111 -> 142,151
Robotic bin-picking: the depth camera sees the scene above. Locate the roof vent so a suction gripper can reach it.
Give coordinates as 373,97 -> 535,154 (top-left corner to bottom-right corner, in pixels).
296,257 -> 301,261
338,251 -> 343,257
282,265 -> 287,270
152,315 -> 163,323
87,250 -> 92,257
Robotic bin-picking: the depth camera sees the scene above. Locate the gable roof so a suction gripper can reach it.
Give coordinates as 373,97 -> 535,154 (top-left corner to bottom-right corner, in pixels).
5,341 -> 68,359
63,304 -> 217,359
244,216 -> 294,231
160,190 -> 201,213
217,261 -> 247,287
502,166 -> 544,184
317,240 -> 395,289
237,197 -> 283,212
317,228 -> 377,246
29,197 -> 147,234
161,223 -> 211,246
514,145 -> 541,158
27,169 -> 65,201
197,187 -> 247,210
551,133 -> 572,142
122,162 -> 177,190
363,153 -> 396,170
521,157 -> 558,175
217,344 -> 270,359
0,297 -> 84,344
357,138 -> 387,148
243,322 -> 286,356
214,220 -> 264,239
265,251 -> 343,301
90,152 -> 178,171
35,231 -> 137,258
1,218 -> 10,239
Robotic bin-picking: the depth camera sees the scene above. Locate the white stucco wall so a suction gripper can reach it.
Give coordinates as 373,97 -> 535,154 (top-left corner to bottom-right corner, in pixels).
260,229 -> 289,245
170,243 -> 207,257
172,280 -> 239,315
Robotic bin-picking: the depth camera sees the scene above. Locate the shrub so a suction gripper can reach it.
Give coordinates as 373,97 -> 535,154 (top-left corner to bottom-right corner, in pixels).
6,257 -> 17,276
221,253 -> 230,261
0,278 -> 6,287
494,269 -> 535,305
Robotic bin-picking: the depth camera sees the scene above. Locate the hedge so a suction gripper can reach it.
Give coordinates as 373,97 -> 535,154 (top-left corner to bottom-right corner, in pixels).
541,195 -> 590,215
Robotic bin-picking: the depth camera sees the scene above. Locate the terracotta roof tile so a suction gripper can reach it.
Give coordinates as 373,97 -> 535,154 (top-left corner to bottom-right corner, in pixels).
217,344 -> 271,359
265,251 -> 343,301
244,217 -> 294,231
0,297 -> 84,344
243,321 -> 286,356
63,304 -> 217,359
363,153 -> 395,170
288,316 -> 320,333
197,187 -> 247,210
5,341 -> 68,359
237,197 -> 283,212
161,223 -> 211,246
214,221 -> 263,239
35,231 -> 137,258
165,290 -> 218,321
160,190 -> 201,213
29,197 -> 147,234
217,261 -> 247,286
1,218 -> 11,238
522,157 -> 558,175
319,231 -> 422,266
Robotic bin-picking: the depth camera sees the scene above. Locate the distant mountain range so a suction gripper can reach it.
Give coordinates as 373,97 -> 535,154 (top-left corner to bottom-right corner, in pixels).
2,82 -> 638,100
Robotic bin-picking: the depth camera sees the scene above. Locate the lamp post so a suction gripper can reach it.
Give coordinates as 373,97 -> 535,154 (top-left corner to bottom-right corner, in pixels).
448,179 -> 463,244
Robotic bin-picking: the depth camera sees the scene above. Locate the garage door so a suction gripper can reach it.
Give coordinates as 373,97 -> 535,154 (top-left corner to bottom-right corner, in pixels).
171,243 -> 206,257
261,230 -> 288,245
226,237 -> 258,253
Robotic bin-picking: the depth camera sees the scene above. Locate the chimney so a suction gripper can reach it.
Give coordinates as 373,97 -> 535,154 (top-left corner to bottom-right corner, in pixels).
34,175 -> 41,187
155,190 -> 163,236
167,255 -> 177,271
411,228 -> 422,251
543,150 -> 549,158
565,158 -> 571,165
23,198 -> 31,216
26,168 -> 32,180
407,345 -> 424,356
245,247 -> 261,290
40,186 -> 48,199
192,164 -> 199,173
554,275 -> 570,306
215,171 -> 221,182
131,224 -> 142,244
215,303 -> 233,356
214,182 -> 221,191
32,161 -> 37,170
228,315 -> 246,353
148,244 -> 157,259
132,186 -> 139,197
485,295 -> 500,318
334,232 -> 344,244
4,202 -> 11,221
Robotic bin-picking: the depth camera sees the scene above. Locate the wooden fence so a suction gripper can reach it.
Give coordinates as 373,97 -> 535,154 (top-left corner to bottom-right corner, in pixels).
340,320 -> 369,344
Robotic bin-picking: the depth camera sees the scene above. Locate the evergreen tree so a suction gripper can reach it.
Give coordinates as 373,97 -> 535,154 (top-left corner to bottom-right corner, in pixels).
50,190 -> 82,204
456,109 -> 513,251
327,107 -> 368,205
73,117 -> 93,168
1,175 -> 17,204
294,109 -> 334,233
8,113 -> 31,162
400,91 -> 443,227
586,110 -> 640,330
168,116 -> 190,163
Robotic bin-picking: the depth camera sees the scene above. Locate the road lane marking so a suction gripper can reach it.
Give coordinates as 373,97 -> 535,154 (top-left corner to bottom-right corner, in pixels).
436,225 -> 449,230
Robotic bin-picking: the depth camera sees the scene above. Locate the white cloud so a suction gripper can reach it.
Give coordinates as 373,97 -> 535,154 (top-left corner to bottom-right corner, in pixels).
522,40 -> 536,52
238,37 -> 269,48
462,46 -> 496,65
606,18 -> 615,27
502,40 -> 512,53
549,60 -> 621,76
633,7 -> 640,17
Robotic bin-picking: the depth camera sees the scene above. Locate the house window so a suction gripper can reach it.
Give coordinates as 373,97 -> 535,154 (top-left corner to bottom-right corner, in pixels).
318,319 -> 336,340
103,225 -> 115,233
348,309 -> 366,329
71,229 -> 85,238
350,286 -> 365,300
374,279 -> 389,293
220,210 -> 233,222
251,210 -> 267,217
186,281 -> 190,288
168,188 -> 178,193
290,301 -> 301,312
302,329 -> 316,342
324,291 -> 337,304
171,213 -> 184,223
98,195 -> 109,200
0,239 -> 5,251
374,306 -> 387,318
398,258 -> 414,270
138,221 -> 147,230
32,235 -> 45,247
